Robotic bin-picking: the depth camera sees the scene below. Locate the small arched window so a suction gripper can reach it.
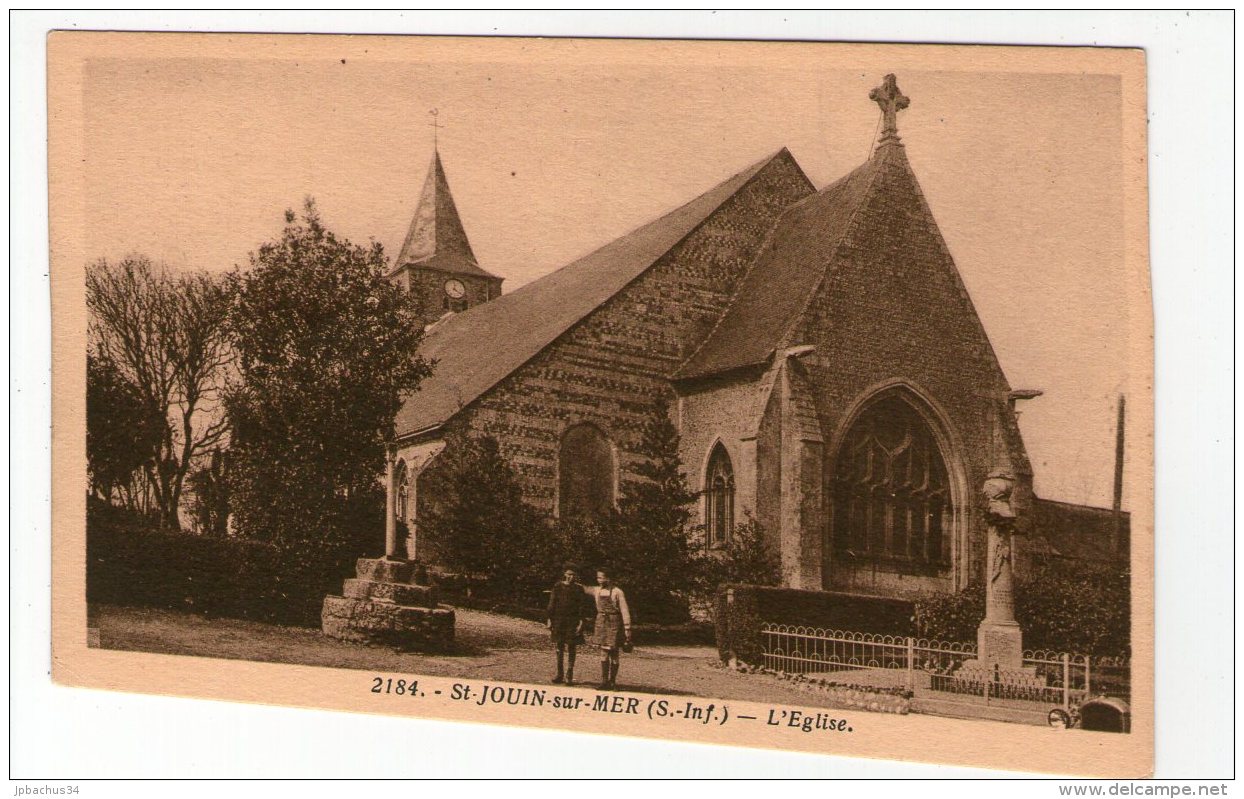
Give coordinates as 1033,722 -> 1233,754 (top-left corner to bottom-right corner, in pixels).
705,443 -> 735,548
558,423 -> 616,520
394,459 -> 409,524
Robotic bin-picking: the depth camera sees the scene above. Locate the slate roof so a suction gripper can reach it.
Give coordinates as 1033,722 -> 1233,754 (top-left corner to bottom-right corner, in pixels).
674,154 -> 881,380
394,149 -> 799,437
393,151 -> 500,280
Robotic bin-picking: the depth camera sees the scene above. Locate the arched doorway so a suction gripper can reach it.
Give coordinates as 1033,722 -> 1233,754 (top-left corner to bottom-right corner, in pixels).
829,391 -> 953,574
557,423 -> 616,520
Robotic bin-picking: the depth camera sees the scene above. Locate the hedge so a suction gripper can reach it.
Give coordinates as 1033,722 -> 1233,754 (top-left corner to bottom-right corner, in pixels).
913,560 -> 1131,657
714,584 -> 915,662
715,558 -> 1130,666
86,502 -> 367,627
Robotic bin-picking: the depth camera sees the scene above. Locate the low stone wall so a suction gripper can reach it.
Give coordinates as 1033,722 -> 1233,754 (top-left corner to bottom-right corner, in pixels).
322,558 -> 455,651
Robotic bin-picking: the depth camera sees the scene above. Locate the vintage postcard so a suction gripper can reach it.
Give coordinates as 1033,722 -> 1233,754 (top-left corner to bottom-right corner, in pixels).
50,33 -> 1152,776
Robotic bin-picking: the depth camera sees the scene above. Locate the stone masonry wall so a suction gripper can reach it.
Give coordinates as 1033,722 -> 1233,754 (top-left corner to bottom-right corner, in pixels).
676,369 -> 768,523
444,153 -> 815,515
783,146 -> 1020,593
402,267 -> 501,328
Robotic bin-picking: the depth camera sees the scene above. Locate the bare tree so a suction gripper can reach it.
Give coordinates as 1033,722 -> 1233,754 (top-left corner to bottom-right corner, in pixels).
86,256 -> 232,530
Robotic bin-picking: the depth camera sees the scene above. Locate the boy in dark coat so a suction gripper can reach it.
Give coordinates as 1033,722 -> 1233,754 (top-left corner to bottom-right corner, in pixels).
546,564 -> 589,684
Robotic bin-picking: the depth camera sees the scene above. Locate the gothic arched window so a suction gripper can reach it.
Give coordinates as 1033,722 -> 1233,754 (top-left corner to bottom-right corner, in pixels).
394,459 -> 409,525
705,443 -> 735,548
558,423 -> 616,520
831,393 -> 951,568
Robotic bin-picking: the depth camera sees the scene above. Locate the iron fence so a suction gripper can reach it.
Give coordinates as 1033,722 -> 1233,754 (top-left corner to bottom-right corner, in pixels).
758,623 -> 1129,709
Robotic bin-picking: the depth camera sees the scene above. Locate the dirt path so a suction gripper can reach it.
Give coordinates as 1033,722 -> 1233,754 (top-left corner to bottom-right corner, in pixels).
92,604 -> 854,709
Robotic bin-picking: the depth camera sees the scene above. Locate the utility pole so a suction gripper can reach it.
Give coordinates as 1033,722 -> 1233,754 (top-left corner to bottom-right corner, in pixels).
1112,394 -> 1125,555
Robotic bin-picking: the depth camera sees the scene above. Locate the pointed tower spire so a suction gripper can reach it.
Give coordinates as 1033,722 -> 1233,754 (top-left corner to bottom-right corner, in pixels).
389,124 -> 503,326
395,148 -> 482,272
394,148 -> 497,281
869,73 -> 910,149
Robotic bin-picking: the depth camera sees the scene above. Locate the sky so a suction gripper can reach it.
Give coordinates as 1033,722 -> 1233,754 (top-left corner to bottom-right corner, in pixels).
80,42 -> 1135,509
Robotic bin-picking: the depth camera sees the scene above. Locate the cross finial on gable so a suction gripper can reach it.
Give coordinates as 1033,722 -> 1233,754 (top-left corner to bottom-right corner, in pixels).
869,74 -> 910,147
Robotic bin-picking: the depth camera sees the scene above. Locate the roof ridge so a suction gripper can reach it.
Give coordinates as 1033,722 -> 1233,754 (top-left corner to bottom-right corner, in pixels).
433,148 -> 794,328
675,156 -> 850,379
395,147 -> 806,437
509,147 -> 797,301
674,156 -> 879,380
769,156 -> 884,358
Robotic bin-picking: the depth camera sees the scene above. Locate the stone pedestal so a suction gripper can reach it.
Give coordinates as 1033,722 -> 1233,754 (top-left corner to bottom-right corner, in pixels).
977,621 -> 1024,669
959,622 -> 1034,681
957,468 -> 1036,681
322,557 -> 454,651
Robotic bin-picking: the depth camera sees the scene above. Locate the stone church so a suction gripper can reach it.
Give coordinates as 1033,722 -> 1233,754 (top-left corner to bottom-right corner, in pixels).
380,75 -> 1126,600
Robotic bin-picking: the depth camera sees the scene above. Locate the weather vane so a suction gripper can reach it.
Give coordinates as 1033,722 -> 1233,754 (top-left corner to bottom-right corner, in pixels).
429,108 -> 443,150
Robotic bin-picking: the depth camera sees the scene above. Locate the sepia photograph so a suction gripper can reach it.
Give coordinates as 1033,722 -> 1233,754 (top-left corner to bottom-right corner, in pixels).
45,30 -> 1158,777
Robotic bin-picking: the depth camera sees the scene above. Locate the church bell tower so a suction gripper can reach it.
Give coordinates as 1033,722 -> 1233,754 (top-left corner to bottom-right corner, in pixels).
388,134 -> 502,328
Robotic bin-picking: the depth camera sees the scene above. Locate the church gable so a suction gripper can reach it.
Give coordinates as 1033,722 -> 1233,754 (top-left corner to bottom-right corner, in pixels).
784,141 -> 1013,432
784,140 -> 1026,593
450,150 -> 814,511
396,148 -> 813,440
670,76 -> 1031,595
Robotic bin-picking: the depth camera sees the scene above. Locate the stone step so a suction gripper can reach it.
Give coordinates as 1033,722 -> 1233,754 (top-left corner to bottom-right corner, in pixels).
323,594 -> 453,625
355,557 -> 414,584
342,578 -> 438,608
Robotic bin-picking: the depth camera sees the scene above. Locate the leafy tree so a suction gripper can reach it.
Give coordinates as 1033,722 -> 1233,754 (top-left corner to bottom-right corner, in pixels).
913,559 -> 1130,656
543,403 -> 699,621
224,200 -> 432,566
86,256 -> 232,528
690,515 -> 782,609
86,353 -> 164,507
418,431 -> 553,598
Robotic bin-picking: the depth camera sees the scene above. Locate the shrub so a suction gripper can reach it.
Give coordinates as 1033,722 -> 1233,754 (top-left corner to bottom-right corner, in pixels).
690,516 -> 781,612
418,432 -> 556,603
714,584 -> 763,662
714,584 -> 916,663
1017,559 -> 1130,657
552,513 -> 691,625
86,500 -> 337,626
913,558 -> 1131,656
913,582 -> 985,643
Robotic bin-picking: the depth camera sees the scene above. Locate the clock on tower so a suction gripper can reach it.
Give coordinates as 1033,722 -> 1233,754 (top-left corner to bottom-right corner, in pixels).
385,148 -> 503,327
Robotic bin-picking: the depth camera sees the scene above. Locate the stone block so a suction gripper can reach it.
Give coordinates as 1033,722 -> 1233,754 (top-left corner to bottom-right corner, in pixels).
342,578 -> 439,607
321,594 -> 455,651
355,557 -> 413,584
976,621 -> 1025,670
